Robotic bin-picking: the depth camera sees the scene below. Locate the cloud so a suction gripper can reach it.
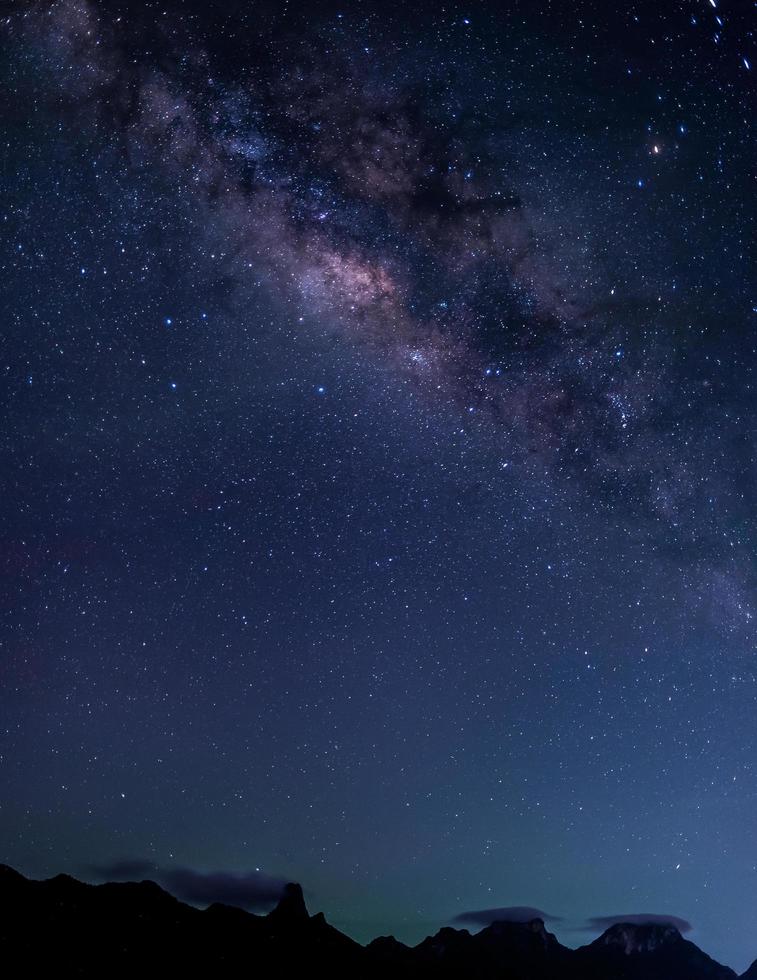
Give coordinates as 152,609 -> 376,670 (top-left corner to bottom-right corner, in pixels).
454,906 -> 562,927
90,859 -> 159,881
89,859 -> 289,912
159,867 -> 289,910
585,913 -> 693,934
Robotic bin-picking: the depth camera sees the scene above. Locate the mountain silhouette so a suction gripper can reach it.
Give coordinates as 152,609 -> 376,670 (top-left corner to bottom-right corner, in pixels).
741,960 -> 757,980
0,864 -> 751,979
572,923 -> 737,980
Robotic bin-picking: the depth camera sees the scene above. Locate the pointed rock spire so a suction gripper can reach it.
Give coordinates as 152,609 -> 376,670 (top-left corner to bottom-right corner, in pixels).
268,882 -> 309,924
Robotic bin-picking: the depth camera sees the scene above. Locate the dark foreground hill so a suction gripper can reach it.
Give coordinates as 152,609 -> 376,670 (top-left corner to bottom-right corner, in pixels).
0,864 -> 752,979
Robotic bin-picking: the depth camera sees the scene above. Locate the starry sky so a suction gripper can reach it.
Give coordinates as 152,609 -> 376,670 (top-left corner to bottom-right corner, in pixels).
1,0 -> 756,970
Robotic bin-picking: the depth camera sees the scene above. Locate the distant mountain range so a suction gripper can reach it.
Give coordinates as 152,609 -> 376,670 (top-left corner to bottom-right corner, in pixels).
0,863 -> 752,979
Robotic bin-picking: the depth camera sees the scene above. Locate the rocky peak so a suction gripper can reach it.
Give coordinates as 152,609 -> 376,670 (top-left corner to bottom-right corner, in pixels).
267,882 -> 309,925
598,921 -> 682,955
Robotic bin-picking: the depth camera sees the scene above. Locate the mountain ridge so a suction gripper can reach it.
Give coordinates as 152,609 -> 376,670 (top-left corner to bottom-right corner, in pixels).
0,864 -> 752,979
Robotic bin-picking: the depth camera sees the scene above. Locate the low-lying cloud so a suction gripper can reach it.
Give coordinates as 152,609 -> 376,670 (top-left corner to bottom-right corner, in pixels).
586,913 -> 693,934
89,859 -> 289,912
454,906 -> 563,927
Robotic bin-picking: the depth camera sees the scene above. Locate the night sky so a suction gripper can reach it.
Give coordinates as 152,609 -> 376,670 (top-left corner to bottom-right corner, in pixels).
2,0 -> 756,970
